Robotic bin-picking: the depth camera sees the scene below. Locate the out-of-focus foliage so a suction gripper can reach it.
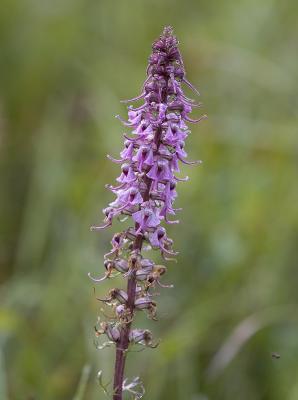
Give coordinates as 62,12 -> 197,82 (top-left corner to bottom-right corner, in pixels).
1,0 -> 297,399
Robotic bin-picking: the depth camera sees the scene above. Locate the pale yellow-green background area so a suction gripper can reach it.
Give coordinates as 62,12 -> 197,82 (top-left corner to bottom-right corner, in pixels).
1,0 -> 298,399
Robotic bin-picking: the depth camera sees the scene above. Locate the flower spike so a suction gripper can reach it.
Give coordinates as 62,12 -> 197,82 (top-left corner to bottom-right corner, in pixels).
90,26 -> 206,400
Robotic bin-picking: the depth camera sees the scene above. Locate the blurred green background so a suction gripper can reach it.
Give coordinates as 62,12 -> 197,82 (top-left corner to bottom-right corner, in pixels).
1,0 -> 298,399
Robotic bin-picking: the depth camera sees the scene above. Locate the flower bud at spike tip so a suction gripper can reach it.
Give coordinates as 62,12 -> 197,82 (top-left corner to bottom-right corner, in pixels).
90,26 -> 206,400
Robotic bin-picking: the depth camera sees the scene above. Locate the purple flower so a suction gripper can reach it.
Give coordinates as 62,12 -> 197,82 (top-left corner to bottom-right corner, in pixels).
132,207 -> 161,234
90,26 -> 206,400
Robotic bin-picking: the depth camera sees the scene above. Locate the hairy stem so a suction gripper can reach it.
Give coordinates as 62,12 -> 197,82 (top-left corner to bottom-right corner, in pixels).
112,188 -> 149,400
112,276 -> 137,399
